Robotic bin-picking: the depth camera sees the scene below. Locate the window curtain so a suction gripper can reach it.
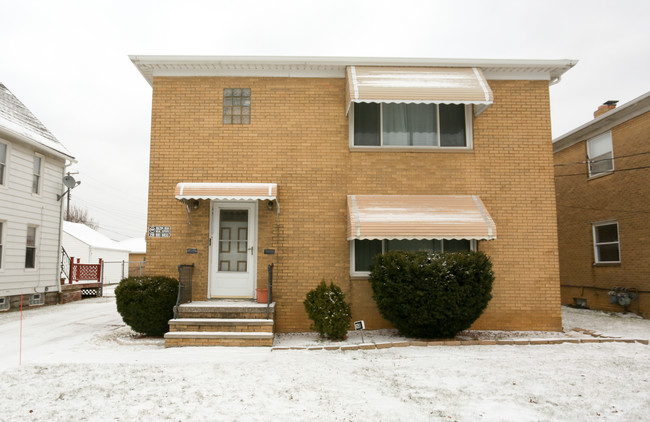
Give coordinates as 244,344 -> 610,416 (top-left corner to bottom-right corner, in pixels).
383,104 -> 436,146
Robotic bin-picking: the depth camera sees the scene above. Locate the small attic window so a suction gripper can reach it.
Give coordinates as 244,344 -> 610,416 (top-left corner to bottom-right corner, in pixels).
223,88 -> 251,124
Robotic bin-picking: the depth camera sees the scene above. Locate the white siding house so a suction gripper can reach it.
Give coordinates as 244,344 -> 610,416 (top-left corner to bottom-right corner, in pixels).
62,222 -> 131,284
0,83 -> 75,310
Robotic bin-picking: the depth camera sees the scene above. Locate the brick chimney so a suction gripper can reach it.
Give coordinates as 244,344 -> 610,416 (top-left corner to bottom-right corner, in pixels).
594,100 -> 618,118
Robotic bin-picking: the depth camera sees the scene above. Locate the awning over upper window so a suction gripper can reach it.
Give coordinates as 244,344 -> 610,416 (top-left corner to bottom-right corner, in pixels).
345,66 -> 494,116
347,195 -> 496,241
174,183 -> 277,200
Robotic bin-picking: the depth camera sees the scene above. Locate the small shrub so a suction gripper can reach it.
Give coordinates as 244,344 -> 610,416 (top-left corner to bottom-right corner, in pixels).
115,276 -> 179,337
370,250 -> 494,338
303,281 -> 352,341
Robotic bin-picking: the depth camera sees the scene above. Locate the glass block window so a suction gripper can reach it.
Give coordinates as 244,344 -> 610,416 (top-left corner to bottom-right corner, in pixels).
223,88 -> 251,124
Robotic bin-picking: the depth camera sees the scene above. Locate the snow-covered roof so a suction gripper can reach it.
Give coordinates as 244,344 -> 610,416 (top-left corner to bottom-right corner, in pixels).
63,222 -> 130,252
0,82 -> 74,161
117,237 -> 146,254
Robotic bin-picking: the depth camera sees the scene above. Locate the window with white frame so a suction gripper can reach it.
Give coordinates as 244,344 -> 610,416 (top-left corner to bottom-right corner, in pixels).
587,132 -> 614,177
25,226 -> 37,268
352,103 -> 472,148
0,142 -> 7,186
593,221 -> 620,263
32,155 -> 42,194
352,239 -> 475,275
0,221 -> 4,269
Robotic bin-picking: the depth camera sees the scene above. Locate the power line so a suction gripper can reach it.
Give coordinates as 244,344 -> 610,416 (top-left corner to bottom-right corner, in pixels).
554,164 -> 650,178
554,150 -> 650,167
557,203 -> 650,215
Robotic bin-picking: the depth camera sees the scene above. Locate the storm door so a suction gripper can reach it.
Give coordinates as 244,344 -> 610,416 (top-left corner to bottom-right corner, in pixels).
209,201 -> 257,298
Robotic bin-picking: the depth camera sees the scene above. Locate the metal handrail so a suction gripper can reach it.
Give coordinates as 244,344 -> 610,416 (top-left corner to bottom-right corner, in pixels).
174,264 -> 194,319
60,247 -> 71,281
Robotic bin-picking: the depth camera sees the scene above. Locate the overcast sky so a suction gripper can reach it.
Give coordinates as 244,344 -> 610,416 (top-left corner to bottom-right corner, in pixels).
1,0 -> 648,240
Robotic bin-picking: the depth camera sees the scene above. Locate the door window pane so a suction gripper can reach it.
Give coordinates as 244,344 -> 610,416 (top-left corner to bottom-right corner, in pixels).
353,103 -> 380,146
219,210 -> 248,272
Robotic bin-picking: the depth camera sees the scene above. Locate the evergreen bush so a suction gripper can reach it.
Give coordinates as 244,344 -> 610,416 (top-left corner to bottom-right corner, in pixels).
115,276 -> 179,337
303,281 -> 352,341
370,250 -> 494,338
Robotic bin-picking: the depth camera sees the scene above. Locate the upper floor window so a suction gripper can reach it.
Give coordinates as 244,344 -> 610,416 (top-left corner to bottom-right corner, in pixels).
32,155 -> 42,194
0,221 -> 4,269
0,142 -> 7,186
223,88 -> 251,124
352,238 -> 475,275
593,221 -> 620,264
25,226 -> 37,268
352,103 -> 471,149
587,132 -> 614,177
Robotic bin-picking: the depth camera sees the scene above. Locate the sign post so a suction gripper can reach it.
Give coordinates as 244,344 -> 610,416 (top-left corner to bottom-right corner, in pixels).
354,320 -> 366,343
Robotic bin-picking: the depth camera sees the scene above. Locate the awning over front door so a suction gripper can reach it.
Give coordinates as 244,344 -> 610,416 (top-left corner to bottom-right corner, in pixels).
345,66 -> 494,116
347,195 -> 496,241
174,183 -> 277,201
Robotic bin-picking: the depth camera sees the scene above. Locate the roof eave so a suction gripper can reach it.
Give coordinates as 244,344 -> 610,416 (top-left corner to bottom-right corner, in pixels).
129,55 -> 577,87
553,91 -> 650,153
0,125 -> 76,162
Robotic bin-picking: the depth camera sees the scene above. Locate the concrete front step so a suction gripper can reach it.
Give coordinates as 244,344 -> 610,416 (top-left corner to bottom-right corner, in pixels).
164,331 -> 274,347
176,301 -> 276,319
169,318 -> 274,333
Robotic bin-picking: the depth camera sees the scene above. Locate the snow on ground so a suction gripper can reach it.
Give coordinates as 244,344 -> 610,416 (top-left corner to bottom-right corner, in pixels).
0,293 -> 649,421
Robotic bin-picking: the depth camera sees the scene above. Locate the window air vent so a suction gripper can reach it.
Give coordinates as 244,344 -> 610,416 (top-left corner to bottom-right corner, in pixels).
0,297 -> 8,311
29,293 -> 44,306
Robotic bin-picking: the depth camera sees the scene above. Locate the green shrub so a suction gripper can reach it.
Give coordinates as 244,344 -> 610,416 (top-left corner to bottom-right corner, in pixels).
369,250 -> 494,339
303,281 -> 352,341
115,276 -> 179,337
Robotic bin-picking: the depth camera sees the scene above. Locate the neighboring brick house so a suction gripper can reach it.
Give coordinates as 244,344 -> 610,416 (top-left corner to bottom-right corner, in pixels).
553,92 -> 650,317
131,56 -> 575,333
0,83 -> 75,311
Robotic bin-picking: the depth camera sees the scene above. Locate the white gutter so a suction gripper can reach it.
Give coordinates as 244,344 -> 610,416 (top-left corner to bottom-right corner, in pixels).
130,55 -> 577,87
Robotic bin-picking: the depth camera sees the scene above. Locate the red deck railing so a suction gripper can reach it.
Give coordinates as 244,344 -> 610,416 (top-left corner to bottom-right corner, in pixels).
63,257 -> 103,284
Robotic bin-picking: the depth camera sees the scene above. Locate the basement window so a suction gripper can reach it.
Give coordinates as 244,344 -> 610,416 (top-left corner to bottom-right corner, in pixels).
0,297 -> 8,311
223,88 -> 251,124
29,293 -> 44,306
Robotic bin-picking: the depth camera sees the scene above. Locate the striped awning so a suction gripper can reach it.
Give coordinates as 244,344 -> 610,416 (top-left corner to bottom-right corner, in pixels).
347,195 -> 496,241
345,66 -> 493,116
174,183 -> 277,200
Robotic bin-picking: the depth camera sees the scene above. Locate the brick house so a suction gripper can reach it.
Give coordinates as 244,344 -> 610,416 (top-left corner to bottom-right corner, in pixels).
131,56 -> 575,340
553,92 -> 650,317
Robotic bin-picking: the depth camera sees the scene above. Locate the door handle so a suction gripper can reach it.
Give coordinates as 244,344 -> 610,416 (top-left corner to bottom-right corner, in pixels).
248,246 -> 254,255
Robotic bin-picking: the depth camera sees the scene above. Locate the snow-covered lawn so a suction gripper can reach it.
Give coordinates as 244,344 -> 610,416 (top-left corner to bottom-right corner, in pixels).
0,292 -> 648,421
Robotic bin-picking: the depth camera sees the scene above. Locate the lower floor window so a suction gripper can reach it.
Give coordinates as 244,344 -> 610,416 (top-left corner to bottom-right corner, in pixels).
352,238 -> 475,274
25,226 -> 37,268
593,221 -> 620,263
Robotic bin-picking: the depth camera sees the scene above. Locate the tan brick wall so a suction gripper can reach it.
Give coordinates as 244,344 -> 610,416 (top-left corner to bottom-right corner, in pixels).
554,111 -> 650,318
147,76 -> 561,333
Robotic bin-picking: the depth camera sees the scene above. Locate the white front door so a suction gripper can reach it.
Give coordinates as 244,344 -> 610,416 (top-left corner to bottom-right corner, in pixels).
209,201 -> 257,298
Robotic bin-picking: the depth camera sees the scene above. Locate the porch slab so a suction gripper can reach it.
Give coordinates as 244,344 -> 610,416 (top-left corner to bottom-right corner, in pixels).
164,331 -> 273,339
